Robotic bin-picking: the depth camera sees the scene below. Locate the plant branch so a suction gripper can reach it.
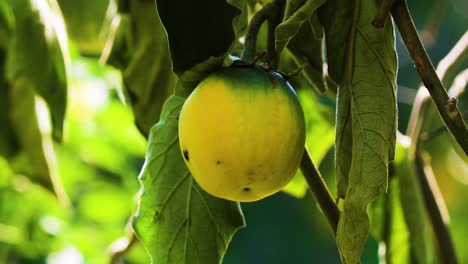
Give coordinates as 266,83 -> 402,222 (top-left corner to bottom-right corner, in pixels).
391,1 -> 468,155
241,0 -> 285,65
414,152 -> 458,264
241,3 -> 275,62
266,0 -> 285,70
406,32 -> 468,152
300,149 -> 340,234
422,70 -> 468,142
372,0 -> 395,28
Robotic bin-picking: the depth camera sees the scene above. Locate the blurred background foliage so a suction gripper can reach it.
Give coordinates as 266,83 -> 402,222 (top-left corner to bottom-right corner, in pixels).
0,0 -> 467,263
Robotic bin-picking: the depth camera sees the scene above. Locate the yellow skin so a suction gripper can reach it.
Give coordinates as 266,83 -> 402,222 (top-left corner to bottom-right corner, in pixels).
179,66 -> 305,202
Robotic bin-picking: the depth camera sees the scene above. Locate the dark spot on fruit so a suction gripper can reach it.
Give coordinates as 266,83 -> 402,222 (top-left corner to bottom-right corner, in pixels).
183,149 -> 189,161
243,187 -> 251,192
216,160 -> 221,165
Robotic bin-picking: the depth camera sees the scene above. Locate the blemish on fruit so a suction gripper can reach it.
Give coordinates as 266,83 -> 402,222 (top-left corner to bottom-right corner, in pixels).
243,187 -> 251,192
216,160 -> 222,165
183,149 -> 189,161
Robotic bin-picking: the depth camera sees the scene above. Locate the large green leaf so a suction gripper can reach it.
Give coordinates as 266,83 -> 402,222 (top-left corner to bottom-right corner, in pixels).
103,1 -> 177,138
134,96 -> 245,264
7,0 -> 69,142
319,0 -> 397,262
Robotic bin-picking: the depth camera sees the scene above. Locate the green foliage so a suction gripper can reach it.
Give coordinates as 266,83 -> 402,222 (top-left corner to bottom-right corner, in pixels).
319,0 -> 398,262
0,52 -> 19,159
103,0 -> 177,137
8,79 -> 64,198
57,0 -> 112,55
371,140 -> 432,263
134,95 -> 245,263
0,0 -> 68,198
0,1 -> 13,48
7,0 -> 69,142
0,54 -> 148,263
275,0 -> 325,54
396,142 -> 431,263
0,0 -> 467,263
286,22 -> 325,92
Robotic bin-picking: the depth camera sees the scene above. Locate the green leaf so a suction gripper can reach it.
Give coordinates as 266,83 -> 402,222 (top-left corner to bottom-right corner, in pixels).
275,0 -> 326,54
0,1 -> 14,49
319,0 -> 398,262
176,57 -> 225,98
8,79 -> 67,203
227,0 -> 249,40
134,95 -> 245,264
286,21 -> 326,92
103,0 -> 178,138
7,0 -> 69,142
370,176 -> 410,263
370,140 -> 432,263
57,0 -> 111,55
396,141 -> 431,263
0,51 -> 20,159
102,14 -> 130,70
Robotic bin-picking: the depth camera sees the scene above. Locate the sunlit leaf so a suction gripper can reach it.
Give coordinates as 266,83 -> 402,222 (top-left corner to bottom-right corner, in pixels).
57,0 -> 112,55
8,79 -> 67,203
7,0 -> 69,142
319,0 -> 398,262
134,96 -> 245,264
